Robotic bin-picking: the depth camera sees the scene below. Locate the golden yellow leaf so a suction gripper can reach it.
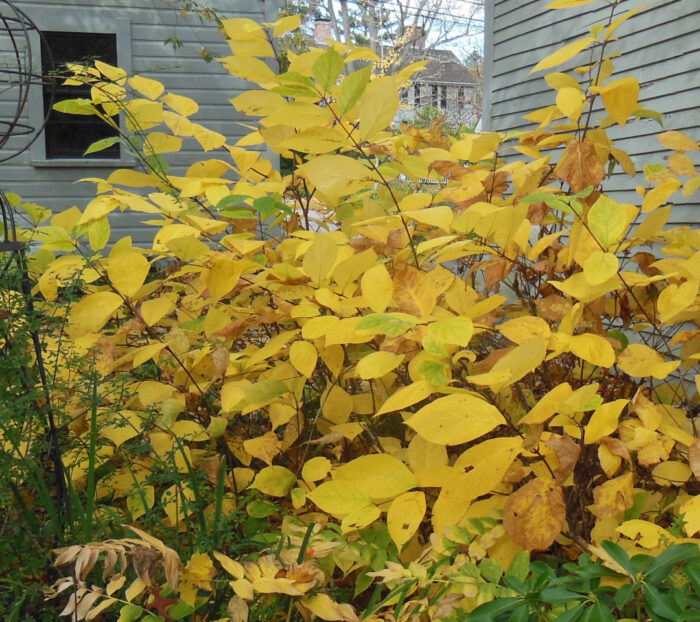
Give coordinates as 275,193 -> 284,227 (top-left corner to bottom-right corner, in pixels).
301,593 -> 358,622
68,291 -> 123,335
658,130 -> 700,153
594,77 -> 639,127
651,461 -> 691,486
128,75 -> 164,100
206,256 -> 243,303
355,351 -> 404,379
107,251 -> 149,298
530,37 -> 596,73
252,466 -> 296,497
657,280 -> 699,324
584,399 -> 628,444
222,18 -> 275,57
642,178 -> 681,212
125,99 -> 163,131
269,14 -> 302,37
375,381 -> 433,417
301,155 -> 375,203
451,132 -> 501,162
489,336 -> 547,392
583,251 -> 619,286
213,552 -> 245,579
406,434 -> 448,471
243,432 -> 280,466
617,343 -> 680,380
393,265 -> 438,319
520,383 -> 573,425
498,316 -> 551,345
427,316 -> 474,346
361,264 -> 393,313
359,77 -> 399,141
306,480 -> 373,517
303,234 -> 338,286
341,505 -> 381,533
290,341 -> 318,379
141,296 -> 175,327
406,393 -> 505,446
690,439 -> 700,479
302,457 -> 332,483
144,131 -> 182,155
192,124 -> 226,151
504,478 -> 566,551
387,491 -> 426,549
333,454 -> 417,500
322,384 -> 353,424
593,472 -> 634,518
569,333 -> 615,368
556,87 -> 586,121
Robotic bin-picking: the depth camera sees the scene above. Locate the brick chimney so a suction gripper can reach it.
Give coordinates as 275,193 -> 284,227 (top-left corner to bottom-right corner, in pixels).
314,19 -> 331,45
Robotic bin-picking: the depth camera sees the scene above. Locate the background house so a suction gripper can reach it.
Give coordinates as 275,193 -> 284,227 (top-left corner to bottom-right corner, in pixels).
0,0 -> 281,245
482,0 -> 699,225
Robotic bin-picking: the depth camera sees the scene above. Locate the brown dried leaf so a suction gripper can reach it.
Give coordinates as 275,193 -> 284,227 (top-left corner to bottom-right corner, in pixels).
554,140 -> 605,193
211,346 -> 230,376
536,294 -> 570,322
504,477 -> 566,551
132,547 -> 159,587
546,435 -> 581,482
689,439 -> 700,480
599,437 -> 631,462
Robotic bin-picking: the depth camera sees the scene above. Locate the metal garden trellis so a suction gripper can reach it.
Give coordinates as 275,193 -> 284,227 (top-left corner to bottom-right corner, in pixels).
0,0 -> 70,532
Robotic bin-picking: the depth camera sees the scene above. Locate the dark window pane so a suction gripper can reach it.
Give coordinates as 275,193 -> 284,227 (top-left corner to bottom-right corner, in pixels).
41,32 -> 120,159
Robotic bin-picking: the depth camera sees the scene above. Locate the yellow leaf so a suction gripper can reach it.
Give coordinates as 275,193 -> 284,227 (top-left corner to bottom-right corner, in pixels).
569,333 -> 615,368
617,343 -> 680,380
268,14 -> 302,37
106,250 -> 151,300
252,466 -> 296,497
658,130 -> 699,153
642,178 -> 681,213
341,505 -> 381,533
302,456 -> 332,483
301,155 -> 376,203
144,131 -> 182,155
451,132 -> 501,162
545,72 -> 581,90
530,37 -> 597,73
681,495 -> 700,536
69,291 -> 123,334
128,75 -> 164,99
290,341 -> 318,379
520,383 -> 573,425
243,432 -> 280,466
141,296 -> 175,326
556,87 -> 586,121
387,491 -> 426,549
498,316 -> 551,345
162,483 -> 195,525
307,480 -> 373,517
375,381 -> 433,416
547,0 -> 598,7
192,124 -> 226,151
125,99 -> 163,131
303,234 -> 338,286
584,399 -> 628,444
322,384 -> 353,424
428,316 -> 474,346
595,77 -> 639,127
583,251 -> 619,286
617,519 -> 677,549
392,265 -> 438,319
333,454 -> 417,500
489,336 -> 547,392
302,593 -> 358,622
593,472 -> 634,518
213,552 -> 245,579
361,264 -> 393,313
406,393 -> 505,446
657,280 -> 699,324
402,206 -> 454,232
355,351 -> 404,379
359,77 -> 399,141
651,461 -> 691,486
222,18 -> 275,57
206,256 -> 243,303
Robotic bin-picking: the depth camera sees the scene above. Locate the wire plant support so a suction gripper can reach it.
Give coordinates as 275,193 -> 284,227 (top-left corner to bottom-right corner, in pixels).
0,0 -> 70,533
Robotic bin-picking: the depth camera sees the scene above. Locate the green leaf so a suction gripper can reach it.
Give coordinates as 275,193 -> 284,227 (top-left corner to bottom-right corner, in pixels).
539,586 -> 585,605
338,64 -> 372,114
216,194 -> 251,210
84,136 -> 120,155
589,600 -> 615,622
682,559 -> 700,594
247,498 -> 279,517
643,582 -> 682,620
554,602 -> 586,622
118,604 -> 145,622
166,602 -> 194,620
254,194 -> 290,219
312,48 -> 345,91
601,540 -> 634,575
479,558 -> 503,583
614,582 -> 636,610
356,313 -> 417,337
417,359 -> 449,385
645,543 -> 700,586
468,597 -> 521,622
53,98 -> 96,115
507,551 -> 531,582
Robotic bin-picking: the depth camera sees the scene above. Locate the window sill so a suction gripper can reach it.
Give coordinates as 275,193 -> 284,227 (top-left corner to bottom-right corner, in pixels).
31,158 -> 136,168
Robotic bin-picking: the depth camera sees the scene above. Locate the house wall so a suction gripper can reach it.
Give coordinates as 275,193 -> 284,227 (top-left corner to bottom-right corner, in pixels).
483,0 -> 700,224
0,0 -> 281,245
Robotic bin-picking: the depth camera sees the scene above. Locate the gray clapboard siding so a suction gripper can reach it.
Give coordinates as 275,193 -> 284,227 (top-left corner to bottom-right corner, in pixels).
0,0 -> 281,246
484,0 -> 700,225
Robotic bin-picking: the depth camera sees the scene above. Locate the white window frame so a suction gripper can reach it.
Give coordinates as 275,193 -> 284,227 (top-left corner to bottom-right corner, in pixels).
28,7 -> 134,167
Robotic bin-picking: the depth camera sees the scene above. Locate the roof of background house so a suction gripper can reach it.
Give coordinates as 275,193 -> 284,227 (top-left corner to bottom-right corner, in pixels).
385,47 -> 479,85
